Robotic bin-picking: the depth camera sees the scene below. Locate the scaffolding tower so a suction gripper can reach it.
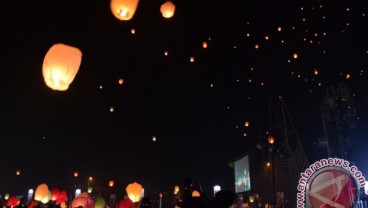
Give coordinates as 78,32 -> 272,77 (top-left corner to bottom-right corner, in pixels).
267,97 -> 309,207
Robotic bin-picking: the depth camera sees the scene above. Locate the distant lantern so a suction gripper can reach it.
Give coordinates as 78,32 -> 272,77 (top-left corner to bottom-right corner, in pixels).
118,78 -> 124,85
192,190 -> 201,197
42,43 -> 82,91
16,170 -> 21,176
110,0 -> 140,21
268,135 -> 275,144
109,180 -> 114,187
74,171 -> 79,177
202,41 -> 208,49
110,107 -> 115,112
255,44 -> 259,49
190,56 -> 195,63
160,1 -> 176,18
126,182 -> 143,203
164,51 -> 169,56
293,53 -> 298,59
174,185 -> 180,194
244,121 -> 250,127
131,28 -> 136,34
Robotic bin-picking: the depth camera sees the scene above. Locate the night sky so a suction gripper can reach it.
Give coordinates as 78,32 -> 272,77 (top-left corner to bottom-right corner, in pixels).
0,0 -> 367,200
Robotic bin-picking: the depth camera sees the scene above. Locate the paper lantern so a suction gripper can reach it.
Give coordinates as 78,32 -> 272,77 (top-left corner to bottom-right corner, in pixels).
192,190 -> 201,197
118,79 -> 124,85
56,191 -> 68,205
16,170 -> 21,175
202,41 -> 208,49
42,43 -> 82,91
160,1 -> 175,18
126,182 -> 143,203
71,192 -> 95,208
110,0 -> 140,21
34,183 -> 49,201
268,135 -> 275,144
50,188 -> 61,201
118,199 -> 136,208
4,193 -> 10,200
174,185 -> 180,194
7,196 -> 20,208
74,171 -> 79,177
95,195 -> 105,208
109,180 -> 115,187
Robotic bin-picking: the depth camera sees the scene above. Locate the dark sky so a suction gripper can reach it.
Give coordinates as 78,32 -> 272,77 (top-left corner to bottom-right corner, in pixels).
0,0 -> 367,200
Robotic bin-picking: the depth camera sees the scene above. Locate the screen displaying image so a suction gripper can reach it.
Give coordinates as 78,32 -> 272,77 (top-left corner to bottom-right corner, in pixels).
234,155 -> 251,193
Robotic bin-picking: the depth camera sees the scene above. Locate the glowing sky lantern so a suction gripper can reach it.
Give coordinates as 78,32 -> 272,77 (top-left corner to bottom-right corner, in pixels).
34,183 -> 49,202
109,180 -> 115,187
160,1 -> 176,18
95,195 -> 105,208
244,121 -> 250,127
174,185 -> 180,194
42,43 -> 82,91
110,0 -> 140,21
190,56 -> 195,63
118,78 -> 124,85
268,135 -> 275,144
202,41 -> 208,49
192,190 -> 201,197
71,192 -> 95,208
50,188 -> 61,201
16,170 -> 21,175
293,53 -> 298,59
74,171 -> 79,177
126,182 -> 143,203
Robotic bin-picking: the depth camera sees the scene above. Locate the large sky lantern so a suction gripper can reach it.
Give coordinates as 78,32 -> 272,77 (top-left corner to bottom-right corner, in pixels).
34,183 -> 49,202
110,0 -> 140,21
71,192 -> 95,208
160,1 -> 176,18
126,182 -> 143,203
42,43 -> 82,91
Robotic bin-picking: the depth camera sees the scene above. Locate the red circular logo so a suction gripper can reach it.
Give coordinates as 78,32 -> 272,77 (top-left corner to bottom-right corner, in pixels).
308,169 -> 357,208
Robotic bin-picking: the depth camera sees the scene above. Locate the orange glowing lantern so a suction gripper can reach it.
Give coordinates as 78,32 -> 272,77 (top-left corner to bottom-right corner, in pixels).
42,43 -> 82,91
244,121 -> 250,127
34,183 -> 49,202
118,79 -> 124,85
16,170 -> 21,176
192,190 -> 201,197
202,41 -> 208,49
126,182 -> 143,203
110,0 -> 140,21
74,171 -> 79,177
190,56 -> 195,63
160,1 -> 176,18
268,135 -> 275,144
109,180 -> 115,187
174,185 -> 180,194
